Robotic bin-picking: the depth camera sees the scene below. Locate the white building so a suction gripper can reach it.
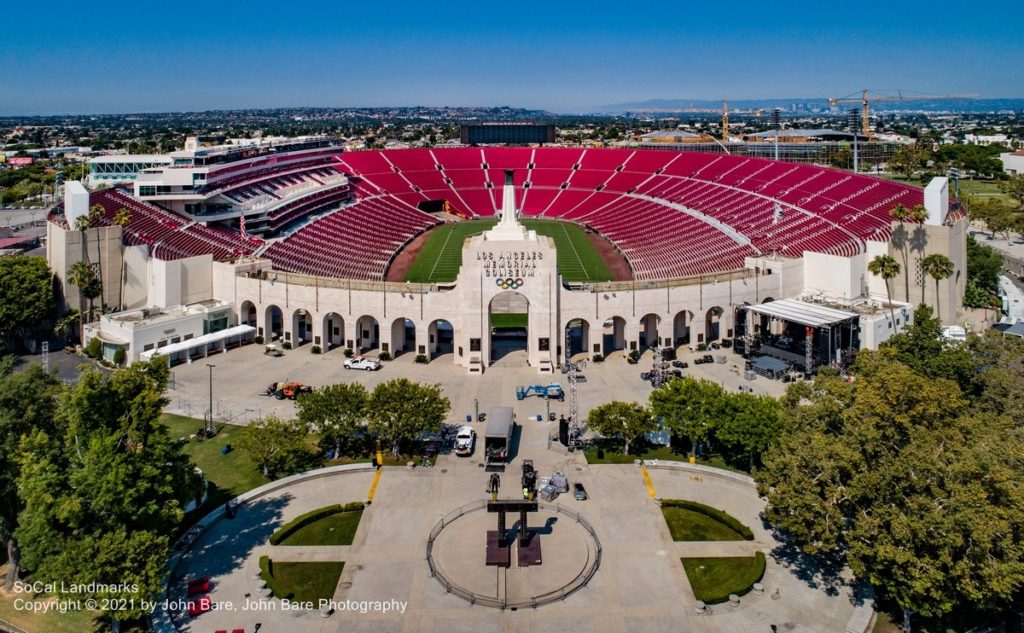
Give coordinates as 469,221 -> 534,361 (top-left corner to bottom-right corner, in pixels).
1000,150 -> 1024,176
83,299 -> 247,364
88,154 -> 173,187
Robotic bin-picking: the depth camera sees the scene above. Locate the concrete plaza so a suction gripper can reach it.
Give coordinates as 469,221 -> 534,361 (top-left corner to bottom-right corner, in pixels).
171,359 -> 865,633
163,342 -> 788,429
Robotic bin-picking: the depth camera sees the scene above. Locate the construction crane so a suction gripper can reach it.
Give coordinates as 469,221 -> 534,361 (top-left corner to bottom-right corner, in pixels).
828,89 -> 977,137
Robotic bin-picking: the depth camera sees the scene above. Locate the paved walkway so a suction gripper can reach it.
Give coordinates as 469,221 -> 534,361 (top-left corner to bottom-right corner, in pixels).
174,417 -> 865,633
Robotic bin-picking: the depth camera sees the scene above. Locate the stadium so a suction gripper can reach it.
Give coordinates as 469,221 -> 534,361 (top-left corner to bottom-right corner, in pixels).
47,140 -> 967,374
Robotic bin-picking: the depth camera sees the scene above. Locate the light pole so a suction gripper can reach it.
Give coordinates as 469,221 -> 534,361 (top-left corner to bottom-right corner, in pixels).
772,108 -> 781,161
850,107 -> 860,173
205,363 -> 215,435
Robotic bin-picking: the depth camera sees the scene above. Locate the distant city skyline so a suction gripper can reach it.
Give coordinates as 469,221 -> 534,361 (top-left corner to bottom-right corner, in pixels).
1,0 -> 1021,116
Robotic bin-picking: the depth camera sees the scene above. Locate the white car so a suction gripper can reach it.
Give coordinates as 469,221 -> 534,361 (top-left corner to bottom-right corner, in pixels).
453,425 -> 476,456
344,356 -> 382,371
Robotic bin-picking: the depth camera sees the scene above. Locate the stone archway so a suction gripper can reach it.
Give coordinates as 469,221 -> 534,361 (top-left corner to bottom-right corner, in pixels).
356,315 -> 379,352
602,316 -> 626,357
565,318 -> 591,360
322,312 -> 344,351
639,313 -> 661,350
240,300 -> 257,328
390,317 -> 416,356
489,291 -> 529,365
428,319 -> 454,360
291,309 -> 312,346
673,310 -> 694,347
705,306 -> 724,343
265,305 -> 283,342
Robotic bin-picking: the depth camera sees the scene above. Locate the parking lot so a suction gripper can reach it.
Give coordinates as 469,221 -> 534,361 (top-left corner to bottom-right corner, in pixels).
164,343 -> 790,428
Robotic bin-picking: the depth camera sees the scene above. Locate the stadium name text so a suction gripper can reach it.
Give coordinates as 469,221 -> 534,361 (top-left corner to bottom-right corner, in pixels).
477,250 -> 543,278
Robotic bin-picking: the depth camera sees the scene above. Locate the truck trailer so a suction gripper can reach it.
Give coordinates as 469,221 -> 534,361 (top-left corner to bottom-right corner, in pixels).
484,406 -> 515,469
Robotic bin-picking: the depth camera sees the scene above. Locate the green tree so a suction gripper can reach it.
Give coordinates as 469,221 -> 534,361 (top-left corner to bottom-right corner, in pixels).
756,352 -> 1024,631
1001,173 -> 1024,209
14,359 -> 200,624
236,413 -> 308,478
888,144 -> 926,179
586,401 -> 656,455
67,260 -> 101,343
964,234 -> 1002,308
714,392 -> 783,470
113,207 -> 131,310
296,382 -> 368,457
0,360 -> 61,590
53,308 -> 81,343
649,377 -> 726,456
867,254 -> 901,327
366,378 -> 450,455
921,253 -> 955,322
0,256 -> 55,351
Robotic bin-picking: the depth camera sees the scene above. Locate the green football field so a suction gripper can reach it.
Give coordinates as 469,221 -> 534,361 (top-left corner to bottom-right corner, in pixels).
402,218 -> 613,283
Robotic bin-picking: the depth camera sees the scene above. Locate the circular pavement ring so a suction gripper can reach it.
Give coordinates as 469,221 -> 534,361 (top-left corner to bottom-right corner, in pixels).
425,500 -> 602,610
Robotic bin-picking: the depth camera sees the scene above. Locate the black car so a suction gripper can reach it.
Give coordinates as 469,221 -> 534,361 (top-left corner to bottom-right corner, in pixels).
672,360 -> 688,368
573,482 -> 588,500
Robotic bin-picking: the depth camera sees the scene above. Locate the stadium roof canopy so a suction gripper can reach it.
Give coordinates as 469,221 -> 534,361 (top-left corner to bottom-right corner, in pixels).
641,130 -> 703,139
745,299 -> 858,328
139,324 -> 255,361
746,129 -> 859,139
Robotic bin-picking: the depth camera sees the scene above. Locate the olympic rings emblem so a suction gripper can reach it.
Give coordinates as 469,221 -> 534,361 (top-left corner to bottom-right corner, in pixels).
495,277 -> 525,290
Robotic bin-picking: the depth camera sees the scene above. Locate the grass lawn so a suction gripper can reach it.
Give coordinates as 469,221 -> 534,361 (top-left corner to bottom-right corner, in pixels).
260,558 -> 344,604
681,554 -> 766,604
0,579 -> 99,633
662,507 -> 746,541
490,313 -> 527,328
404,219 -> 494,282
583,443 -> 748,474
403,218 -> 612,283
521,219 -> 612,282
161,414 -> 269,518
277,510 -> 363,546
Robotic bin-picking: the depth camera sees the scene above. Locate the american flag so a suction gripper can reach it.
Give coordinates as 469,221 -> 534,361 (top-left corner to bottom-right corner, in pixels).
239,213 -> 246,237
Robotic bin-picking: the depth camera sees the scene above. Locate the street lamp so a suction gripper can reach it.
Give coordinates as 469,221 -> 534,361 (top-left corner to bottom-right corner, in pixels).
205,364 -> 215,435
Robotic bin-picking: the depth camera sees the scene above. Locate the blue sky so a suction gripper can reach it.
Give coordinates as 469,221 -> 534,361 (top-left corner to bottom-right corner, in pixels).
0,0 -> 1020,115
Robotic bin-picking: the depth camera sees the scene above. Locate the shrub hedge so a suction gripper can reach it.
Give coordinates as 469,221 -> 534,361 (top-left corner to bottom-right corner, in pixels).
269,502 -> 365,546
659,499 -> 754,540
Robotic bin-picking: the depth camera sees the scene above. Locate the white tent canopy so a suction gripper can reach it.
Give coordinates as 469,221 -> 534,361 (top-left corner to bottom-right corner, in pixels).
745,299 -> 857,328
140,324 -> 255,361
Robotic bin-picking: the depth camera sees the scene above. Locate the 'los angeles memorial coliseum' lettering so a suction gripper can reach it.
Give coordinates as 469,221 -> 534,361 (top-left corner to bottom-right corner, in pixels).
478,250 -> 543,278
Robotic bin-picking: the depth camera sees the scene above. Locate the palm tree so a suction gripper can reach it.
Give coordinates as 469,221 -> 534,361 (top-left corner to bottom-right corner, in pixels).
67,261 -> 101,344
113,207 -> 131,309
888,204 -> 911,301
903,204 -> 930,305
868,254 -> 901,330
921,254 -> 955,322
53,309 -> 81,344
88,204 -> 105,310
